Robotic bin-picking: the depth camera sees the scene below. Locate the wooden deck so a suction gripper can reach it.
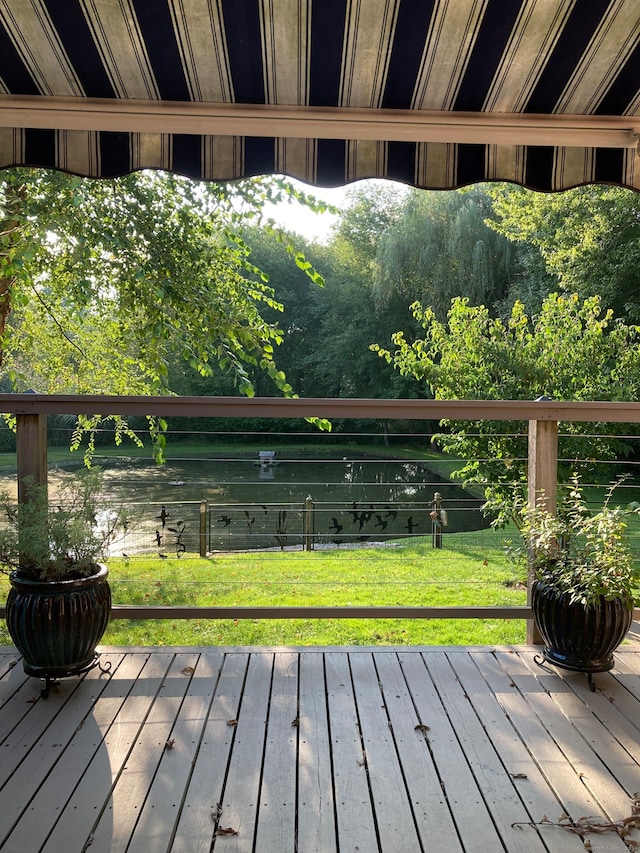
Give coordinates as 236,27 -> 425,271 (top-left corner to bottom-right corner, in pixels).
1,637 -> 640,853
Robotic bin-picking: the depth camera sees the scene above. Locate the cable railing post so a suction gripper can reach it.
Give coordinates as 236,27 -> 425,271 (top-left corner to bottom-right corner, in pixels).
16,411 -> 48,502
527,405 -> 558,645
304,495 -> 314,551
199,500 -> 208,557
15,410 -> 48,565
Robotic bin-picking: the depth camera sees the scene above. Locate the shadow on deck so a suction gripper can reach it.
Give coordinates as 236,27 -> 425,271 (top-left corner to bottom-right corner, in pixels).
1,632 -> 639,852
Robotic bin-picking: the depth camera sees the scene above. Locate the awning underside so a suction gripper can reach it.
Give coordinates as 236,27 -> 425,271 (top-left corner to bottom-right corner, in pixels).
0,0 -> 639,192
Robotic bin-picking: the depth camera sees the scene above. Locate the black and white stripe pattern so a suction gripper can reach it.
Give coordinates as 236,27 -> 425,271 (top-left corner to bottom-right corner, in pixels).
0,0 -> 638,190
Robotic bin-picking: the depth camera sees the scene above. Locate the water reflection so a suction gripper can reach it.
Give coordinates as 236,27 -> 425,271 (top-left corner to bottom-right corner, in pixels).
0,455 -> 489,553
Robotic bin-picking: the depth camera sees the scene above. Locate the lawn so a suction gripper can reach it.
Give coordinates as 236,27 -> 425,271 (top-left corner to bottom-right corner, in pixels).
2,442 -> 637,648
1,529 -> 530,647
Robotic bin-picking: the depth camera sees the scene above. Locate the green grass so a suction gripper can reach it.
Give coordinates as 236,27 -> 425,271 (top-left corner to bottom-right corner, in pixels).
0,441 -> 525,647
0,529 -> 529,647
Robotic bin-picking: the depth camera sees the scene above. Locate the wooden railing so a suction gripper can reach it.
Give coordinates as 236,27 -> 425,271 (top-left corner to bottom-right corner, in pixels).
3,393 -> 640,640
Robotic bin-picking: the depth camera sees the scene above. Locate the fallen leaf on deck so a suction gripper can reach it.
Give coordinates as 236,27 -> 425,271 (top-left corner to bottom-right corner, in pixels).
414,724 -> 430,732
215,827 -> 239,836
181,666 -> 195,675
165,738 -> 175,750
227,719 -> 238,727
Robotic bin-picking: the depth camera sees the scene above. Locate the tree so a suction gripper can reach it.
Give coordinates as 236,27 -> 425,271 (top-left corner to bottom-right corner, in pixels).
0,169 -> 328,458
372,293 -> 640,499
296,188 -> 428,408
373,186 -> 517,319
487,184 -> 640,322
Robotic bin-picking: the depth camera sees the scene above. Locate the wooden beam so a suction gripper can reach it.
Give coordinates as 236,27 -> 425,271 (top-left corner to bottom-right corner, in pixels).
2,394 -> 640,423
527,419 -> 558,515
106,605 -> 533,620
3,605 -> 640,622
15,413 -> 47,503
526,416 -> 559,645
0,96 -> 638,149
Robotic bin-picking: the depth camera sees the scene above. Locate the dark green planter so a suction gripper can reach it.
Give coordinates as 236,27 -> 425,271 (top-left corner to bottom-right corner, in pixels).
6,563 -> 111,681
532,579 -> 633,674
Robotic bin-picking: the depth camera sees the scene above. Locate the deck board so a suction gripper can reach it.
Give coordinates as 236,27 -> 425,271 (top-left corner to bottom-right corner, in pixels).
171,652 -> 248,853
427,651 -> 549,853
297,653 -> 336,853
215,652 -> 274,851
400,651 -> 507,851
1,639 -> 639,853
324,652 -> 380,853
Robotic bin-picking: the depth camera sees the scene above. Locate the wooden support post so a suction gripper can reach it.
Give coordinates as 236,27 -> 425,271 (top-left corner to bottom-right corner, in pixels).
526,416 -> 558,645
16,413 -> 48,503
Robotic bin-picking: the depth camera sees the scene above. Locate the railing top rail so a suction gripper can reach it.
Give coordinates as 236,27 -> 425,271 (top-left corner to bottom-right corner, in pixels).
5,394 -> 640,423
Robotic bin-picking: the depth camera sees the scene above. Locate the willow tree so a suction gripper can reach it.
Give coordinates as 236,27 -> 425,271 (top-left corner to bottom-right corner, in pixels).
0,169 -> 327,458
372,186 -> 517,319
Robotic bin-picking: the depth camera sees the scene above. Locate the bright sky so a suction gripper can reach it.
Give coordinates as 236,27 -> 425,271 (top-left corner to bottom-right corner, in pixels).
264,178 -> 349,242
266,177 -> 412,242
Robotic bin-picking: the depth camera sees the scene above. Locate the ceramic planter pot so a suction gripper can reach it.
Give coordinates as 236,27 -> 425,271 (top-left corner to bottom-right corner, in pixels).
532,579 -> 633,674
5,563 -> 111,681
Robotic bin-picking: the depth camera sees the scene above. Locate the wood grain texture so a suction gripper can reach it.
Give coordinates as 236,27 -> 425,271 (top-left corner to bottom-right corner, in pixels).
0,636 -> 639,852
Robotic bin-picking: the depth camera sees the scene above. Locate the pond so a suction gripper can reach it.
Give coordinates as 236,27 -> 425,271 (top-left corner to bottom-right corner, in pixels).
0,453 -> 489,553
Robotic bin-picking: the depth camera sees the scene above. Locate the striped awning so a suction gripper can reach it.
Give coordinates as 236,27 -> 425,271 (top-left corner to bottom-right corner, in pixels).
0,0 -> 639,192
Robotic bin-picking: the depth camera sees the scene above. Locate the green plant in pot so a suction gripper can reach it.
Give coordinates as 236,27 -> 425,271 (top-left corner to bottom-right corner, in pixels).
507,476 -> 639,688
0,469 -> 125,696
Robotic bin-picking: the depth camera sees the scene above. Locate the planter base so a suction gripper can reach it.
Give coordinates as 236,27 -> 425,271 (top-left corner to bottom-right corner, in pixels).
26,653 -> 113,698
533,650 -> 609,692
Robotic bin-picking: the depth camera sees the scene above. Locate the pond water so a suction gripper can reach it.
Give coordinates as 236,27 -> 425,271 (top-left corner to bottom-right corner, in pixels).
0,454 -> 489,553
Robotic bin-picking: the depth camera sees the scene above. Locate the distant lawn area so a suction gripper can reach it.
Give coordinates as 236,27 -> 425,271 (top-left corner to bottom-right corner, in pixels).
0,529 -> 531,647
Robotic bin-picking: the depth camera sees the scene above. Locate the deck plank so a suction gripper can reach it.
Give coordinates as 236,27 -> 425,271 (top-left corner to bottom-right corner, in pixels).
400,651 -> 506,851
0,663 -> 47,744
479,651 -> 631,852
349,652 -> 423,852
428,651 -> 549,853
253,652 -> 298,852
4,653 -> 143,853
0,645 -> 639,853
297,652 -> 337,853
40,652 -> 170,853
519,651 -> 640,772
171,653 -> 249,853
0,657 -> 122,848
0,655 -> 26,706
324,652 -> 380,852
495,651 -> 640,824
212,653 -> 274,851
88,652 -> 200,853
470,651 -> 633,851
126,652 -> 225,853
374,652 -> 464,852
446,652 -> 586,853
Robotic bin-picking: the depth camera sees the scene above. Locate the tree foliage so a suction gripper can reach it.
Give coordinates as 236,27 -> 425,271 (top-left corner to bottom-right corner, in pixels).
488,184 -> 640,320
0,169 -> 328,457
373,293 -> 640,498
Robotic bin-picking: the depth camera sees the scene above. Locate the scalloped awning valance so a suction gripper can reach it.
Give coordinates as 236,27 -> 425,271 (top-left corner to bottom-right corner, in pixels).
0,0 -> 638,192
